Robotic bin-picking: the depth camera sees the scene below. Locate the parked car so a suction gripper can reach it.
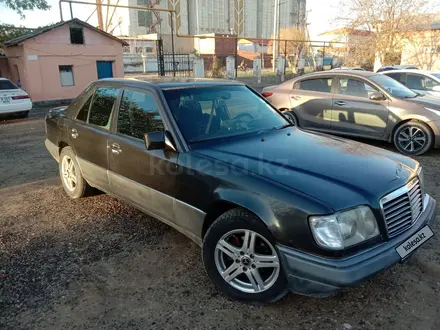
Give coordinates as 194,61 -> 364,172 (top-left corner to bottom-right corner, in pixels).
262,70 -> 440,155
381,70 -> 440,98
376,65 -> 418,73
0,78 -> 32,117
45,78 -> 436,303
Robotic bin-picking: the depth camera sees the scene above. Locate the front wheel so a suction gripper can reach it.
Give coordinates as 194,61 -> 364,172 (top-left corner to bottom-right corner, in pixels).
202,208 -> 288,303
393,121 -> 433,156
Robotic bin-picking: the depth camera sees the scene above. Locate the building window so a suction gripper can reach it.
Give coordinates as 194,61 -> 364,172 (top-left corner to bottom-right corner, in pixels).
70,26 -> 84,44
59,65 -> 75,87
138,11 -> 153,27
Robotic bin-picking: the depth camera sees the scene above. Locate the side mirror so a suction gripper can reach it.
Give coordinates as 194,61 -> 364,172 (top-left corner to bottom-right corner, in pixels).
369,91 -> 386,101
432,85 -> 440,92
144,131 -> 177,151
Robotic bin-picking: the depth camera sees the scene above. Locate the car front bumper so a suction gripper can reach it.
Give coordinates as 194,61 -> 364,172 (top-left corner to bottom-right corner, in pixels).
278,194 -> 436,297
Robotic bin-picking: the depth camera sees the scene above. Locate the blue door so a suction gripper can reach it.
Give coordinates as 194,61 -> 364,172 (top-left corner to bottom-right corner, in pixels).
96,61 -> 113,79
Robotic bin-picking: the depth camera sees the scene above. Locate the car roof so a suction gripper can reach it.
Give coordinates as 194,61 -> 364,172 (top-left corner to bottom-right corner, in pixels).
380,69 -> 437,75
294,70 -> 377,78
95,77 -> 244,90
0,78 -> 11,81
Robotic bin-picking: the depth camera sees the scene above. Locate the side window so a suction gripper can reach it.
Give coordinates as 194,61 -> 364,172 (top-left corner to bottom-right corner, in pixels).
297,78 -> 332,93
88,87 -> 120,127
338,78 -> 377,98
406,74 -> 424,90
385,72 -> 402,82
117,90 -> 164,139
76,95 -> 92,121
422,76 -> 439,90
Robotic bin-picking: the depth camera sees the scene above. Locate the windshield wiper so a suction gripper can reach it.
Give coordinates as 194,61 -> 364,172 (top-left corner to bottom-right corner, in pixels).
257,124 -> 293,134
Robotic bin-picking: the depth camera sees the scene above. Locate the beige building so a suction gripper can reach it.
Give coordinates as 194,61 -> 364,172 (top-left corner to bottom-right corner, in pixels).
400,22 -> 440,70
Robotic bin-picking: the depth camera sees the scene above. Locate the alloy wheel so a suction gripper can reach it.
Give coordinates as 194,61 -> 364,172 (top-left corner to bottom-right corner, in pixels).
214,229 -> 280,294
397,126 -> 427,153
61,156 -> 77,191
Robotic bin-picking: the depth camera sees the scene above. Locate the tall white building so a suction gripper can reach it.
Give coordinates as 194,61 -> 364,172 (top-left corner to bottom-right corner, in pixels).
127,0 -> 306,39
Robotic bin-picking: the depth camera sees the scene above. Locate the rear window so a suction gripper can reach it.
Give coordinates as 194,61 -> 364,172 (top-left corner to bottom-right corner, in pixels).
0,80 -> 18,90
296,78 -> 332,93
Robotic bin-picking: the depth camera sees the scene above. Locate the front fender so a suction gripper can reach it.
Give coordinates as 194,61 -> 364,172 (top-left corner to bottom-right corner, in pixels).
213,187 -> 278,230
212,185 -> 332,249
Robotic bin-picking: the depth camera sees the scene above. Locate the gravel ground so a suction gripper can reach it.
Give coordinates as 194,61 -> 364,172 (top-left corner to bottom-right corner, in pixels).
1,114 -> 440,330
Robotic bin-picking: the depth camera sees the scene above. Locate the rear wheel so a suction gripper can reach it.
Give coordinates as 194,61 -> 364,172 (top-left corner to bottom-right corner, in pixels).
202,208 -> 288,303
393,121 -> 433,155
59,147 -> 94,199
20,111 -> 29,118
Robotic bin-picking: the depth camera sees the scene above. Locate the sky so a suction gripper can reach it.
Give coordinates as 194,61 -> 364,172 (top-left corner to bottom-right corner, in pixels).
0,0 -> 342,39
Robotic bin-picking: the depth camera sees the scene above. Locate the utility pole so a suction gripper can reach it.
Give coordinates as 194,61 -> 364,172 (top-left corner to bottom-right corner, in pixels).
96,0 -> 104,30
272,0 -> 278,72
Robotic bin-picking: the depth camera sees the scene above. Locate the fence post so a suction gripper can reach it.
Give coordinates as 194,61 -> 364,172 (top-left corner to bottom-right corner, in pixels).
156,39 -> 165,76
170,12 -> 176,77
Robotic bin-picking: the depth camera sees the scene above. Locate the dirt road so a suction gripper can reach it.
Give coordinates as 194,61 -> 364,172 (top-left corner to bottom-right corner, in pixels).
1,115 -> 440,329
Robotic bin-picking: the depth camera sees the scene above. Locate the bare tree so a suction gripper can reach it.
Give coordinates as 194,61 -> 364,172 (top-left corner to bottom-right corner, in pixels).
337,0 -> 434,70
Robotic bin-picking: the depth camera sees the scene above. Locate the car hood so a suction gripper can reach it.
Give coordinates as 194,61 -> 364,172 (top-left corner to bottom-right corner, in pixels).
404,95 -> 440,110
195,128 -> 419,211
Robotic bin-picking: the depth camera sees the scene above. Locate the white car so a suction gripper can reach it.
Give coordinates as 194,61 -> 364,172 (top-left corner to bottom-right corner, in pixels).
381,69 -> 440,98
0,78 -> 32,117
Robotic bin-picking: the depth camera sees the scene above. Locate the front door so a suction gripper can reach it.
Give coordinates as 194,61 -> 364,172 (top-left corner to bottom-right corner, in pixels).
289,76 -> 334,130
405,73 -> 440,97
108,87 -> 178,221
69,86 -> 121,191
330,77 -> 389,138
96,61 -> 113,79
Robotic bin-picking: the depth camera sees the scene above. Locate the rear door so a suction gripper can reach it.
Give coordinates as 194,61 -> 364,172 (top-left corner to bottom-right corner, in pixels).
330,76 -> 389,138
107,87 -> 178,222
289,76 -> 334,129
69,85 -> 121,191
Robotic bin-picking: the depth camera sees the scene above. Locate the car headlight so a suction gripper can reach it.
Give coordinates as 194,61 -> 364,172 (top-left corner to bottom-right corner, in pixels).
309,206 -> 380,250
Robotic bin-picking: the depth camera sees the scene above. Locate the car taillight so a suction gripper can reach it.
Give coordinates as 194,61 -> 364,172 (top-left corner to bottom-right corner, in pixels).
12,95 -> 30,100
261,92 -> 273,98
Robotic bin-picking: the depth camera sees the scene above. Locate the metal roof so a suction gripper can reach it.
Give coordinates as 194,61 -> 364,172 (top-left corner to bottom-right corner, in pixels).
4,18 -> 129,47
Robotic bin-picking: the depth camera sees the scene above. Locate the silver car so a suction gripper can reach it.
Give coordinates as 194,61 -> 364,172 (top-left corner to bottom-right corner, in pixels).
262,70 -> 440,155
381,69 -> 440,98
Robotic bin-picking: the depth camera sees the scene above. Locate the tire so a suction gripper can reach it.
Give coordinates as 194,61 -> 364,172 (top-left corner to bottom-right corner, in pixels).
393,120 -> 433,156
283,111 -> 298,126
59,146 -> 94,199
21,111 -> 29,118
202,208 -> 288,303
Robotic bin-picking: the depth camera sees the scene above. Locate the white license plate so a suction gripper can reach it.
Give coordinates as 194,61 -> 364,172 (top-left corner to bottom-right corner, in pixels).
0,97 -> 10,104
396,225 -> 434,259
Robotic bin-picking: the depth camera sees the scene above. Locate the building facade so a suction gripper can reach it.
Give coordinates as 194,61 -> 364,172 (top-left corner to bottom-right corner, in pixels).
128,0 -> 306,39
3,19 -> 126,102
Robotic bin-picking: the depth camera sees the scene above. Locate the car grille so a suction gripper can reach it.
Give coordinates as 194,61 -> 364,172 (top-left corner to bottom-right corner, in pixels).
381,178 -> 423,238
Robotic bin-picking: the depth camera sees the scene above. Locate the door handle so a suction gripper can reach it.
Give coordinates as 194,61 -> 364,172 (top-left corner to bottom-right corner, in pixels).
291,95 -> 301,100
71,128 -> 79,139
334,100 -> 346,106
110,143 -> 121,155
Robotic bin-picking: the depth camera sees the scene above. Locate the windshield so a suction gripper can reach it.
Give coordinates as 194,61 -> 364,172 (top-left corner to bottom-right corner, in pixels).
370,74 -> 418,98
432,73 -> 440,80
163,85 -> 288,143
